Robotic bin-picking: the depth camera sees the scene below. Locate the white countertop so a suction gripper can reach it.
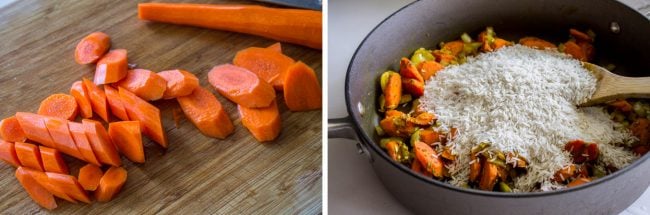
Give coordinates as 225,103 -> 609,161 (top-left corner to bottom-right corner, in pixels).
327,0 -> 650,214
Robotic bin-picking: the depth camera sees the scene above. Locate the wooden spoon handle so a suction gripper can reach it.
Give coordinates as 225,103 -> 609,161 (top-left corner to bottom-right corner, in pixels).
584,74 -> 650,106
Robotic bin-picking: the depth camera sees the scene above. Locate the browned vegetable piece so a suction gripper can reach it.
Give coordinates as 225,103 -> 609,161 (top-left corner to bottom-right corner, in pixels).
417,61 -> 444,81
469,153 -> 482,183
569,28 -> 593,42
440,147 -> 455,161
409,112 -> 436,126
493,38 -> 512,50
565,140 -> 587,164
554,164 -> 576,182
567,177 -> 591,188
478,162 -> 498,191
399,58 -> 424,83
379,110 -> 416,138
441,40 -> 464,56
402,78 -> 424,97
383,72 -> 402,110
563,41 -> 587,61
419,129 -> 442,145
414,141 -> 445,178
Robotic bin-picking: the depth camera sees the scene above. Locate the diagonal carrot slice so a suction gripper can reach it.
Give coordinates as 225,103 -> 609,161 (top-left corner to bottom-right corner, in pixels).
46,172 -> 91,204
68,122 -> 101,166
108,121 -> 144,163
177,87 -> 234,139
95,166 -> 127,202
95,49 -> 128,85
82,119 -> 121,166
15,167 -> 57,210
39,146 -> 69,174
0,140 -> 21,167
70,81 -> 93,119
15,142 -> 44,171
22,167 -> 77,204
43,116 -> 84,160
82,78 -> 110,122
119,87 -> 167,148
238,99 -> 281,142
104,85 -> 129,121
15,112 -> 56,148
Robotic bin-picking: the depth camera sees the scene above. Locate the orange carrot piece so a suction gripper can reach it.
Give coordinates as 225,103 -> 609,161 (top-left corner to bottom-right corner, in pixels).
399,58 -> 424,83
418,61 -> 443,81
469,153 -> 482,183
239,99 -> 281,142
138,3 -> 322,49
108,121 -> 144,163
578,41 -> 595,62
233,46 -> 295,91
15,112 -> 56,148
569,28 -> 592,42
493,38 -> 511,50
95,49 -> 128,85
413,141 -> 444,178
479,162 -> 499,190
441,40 -> 464,56
208,64 -> 276,108
0,140 -> 21,167
46,172 -> 91,203
37,94 -> 78,121
75,32 -> 111,65
78,164 -> 103,191
567,177 -> 591,188
157,69 -> 200,99
402,78 -> 425,97
82,119 -> 121,166
43,116 -> 84,160
39,146 -> 69,174
563,41 -> 587,61
15,142 -> 44,171
15,167 -> 57,210
177,87 -> 234,139
115,69 -> 167,101
82,78 -> 110,122
70,81 -> 93,118
419,129 -> 441,145
0,116 -> 27,142
95,166 -> 127,202
609,99 -> 633,112
410,159 -> 432,177
22,167 -> 78,204
519,37 -> 557,49
383,72 -> 401,110
68,122 -> 101,166
104,85 -> 130,121
267,42 -> 282,53
631,118 -> 650,145
118,87 -> 167,148
283,61 -> 322,111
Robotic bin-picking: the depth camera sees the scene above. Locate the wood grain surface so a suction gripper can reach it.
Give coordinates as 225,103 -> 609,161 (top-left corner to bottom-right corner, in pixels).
0,0 -> 322,214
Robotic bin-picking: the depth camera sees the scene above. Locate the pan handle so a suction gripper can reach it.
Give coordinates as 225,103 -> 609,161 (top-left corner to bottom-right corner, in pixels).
328,117 -> 373,161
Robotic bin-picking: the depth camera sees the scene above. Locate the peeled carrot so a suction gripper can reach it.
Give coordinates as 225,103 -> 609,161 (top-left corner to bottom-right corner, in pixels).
417,61 -> 443,81
238,99 -> 281,142
283,61 -> 322,111
68,122 -> 101,166
0,140 -> 21,167
563,41 -> 587,61
402,78 -> 425,97
479,162 -> 499,191
37,94 -> 78,121
383,72 -> 401,110
95,49 -> 128,85
208,64 -> 276,108
569,28 -> 592,42
82,119 -> 121,166
15,167 -> 57,210
115,69 -> 167,101
157,69 -> 200,99
104,85 -> 130,121
118,87 -> 167,148
70,81 -> 93,118
15,112 -> 56,148
43,116 -> 84,160
108,121 -> 144,163
233,46 -> 295,91
177,87 -> 234,139
493,38 -> 512,50
419,129 -> 441,145
22,167 -> 78,204
441,40 -> 464,56
399,58 -> 424,83
267,42 -> 282,53
519,37 -> 557,49
95,166 -> 127,202
15,142 -> 44,171
0,116 -> 27,142
138,3 -> 322,49
75,32 -> 111,65
567,177 -> 591,188
39,146 -> 69,174
78,164 -> 103,191
46,172 -> 91,203
469,153 -> 482,183
413,141 -> 444,178
82,78 -> 109,122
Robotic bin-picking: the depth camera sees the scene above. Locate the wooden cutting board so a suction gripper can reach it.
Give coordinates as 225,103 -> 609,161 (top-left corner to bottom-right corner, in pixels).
0,0 -> 322,214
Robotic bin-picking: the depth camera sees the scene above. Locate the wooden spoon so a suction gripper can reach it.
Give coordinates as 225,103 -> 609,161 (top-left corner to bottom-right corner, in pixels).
580,62 -> 650,106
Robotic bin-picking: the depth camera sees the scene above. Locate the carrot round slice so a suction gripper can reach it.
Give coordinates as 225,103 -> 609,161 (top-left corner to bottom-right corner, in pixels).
95,166 -> 127,202
15,142 -> 44,171
108,121 -> 144,163
37,94 -> 79,121
68,122 -> 101,166
157,69 -> 199,99
238,99 -> 281,142
46,172 -> 91,203
208,64 -> 276,108
74,32 -> 111,65
22,167 -> 78,204
78,164 -> 103,191
83,78 -> 110,122
0,116 -> 27,143
70,81 -> 93,119
39,146 -> 69,174
43,117 -> 84,160
118,87 -> 167,148
95,49 -> 128,85
177,87 -> 234,139
82,119 -> 121,167
0,140 -> 21,167
115,69 -> 167,101
104,85 -> 130,121
15,112 -> 56,148
233,47 -> 295,91
283,61 -> 322,111
15,167 -> 57,210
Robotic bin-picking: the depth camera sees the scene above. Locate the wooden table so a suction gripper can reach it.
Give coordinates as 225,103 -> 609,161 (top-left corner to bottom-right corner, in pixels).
0,0 -> 322,214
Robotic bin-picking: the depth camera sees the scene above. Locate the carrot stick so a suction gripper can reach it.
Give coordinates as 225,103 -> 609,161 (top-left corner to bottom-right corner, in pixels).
233,46 -> 295,91
46,172 -> 91,203
157,69 -> 199,99
519,37 -> 557,49
413,141 -> 444,178
39,146 -> 69,174
238,99 -> 281,142
95,49 -> 128,85
108,121 -> 144,163
82,78 -> 110,122
283,61 -> 322,111
118,87 -> 167,148
0,116 -> 27,143
104,85 -> 130,121
383,72 -> 401,110
417,61 -> 443,81
208,64 -> 276,108
469,153 -> 482,183
82,119 -> 121,166
68,122 -> 101,166
95,166 -> 127,202
15,112 -> 56,148
0,140 -> 21,167
75,32 -> 111,65
138,3 -> 322,49
15,142 -> 44,171
22,167 -> 78,204
177,87 -> 234,139
15,167 -> 57,210
115,69 -> 167,101
78,164 -> 103,191
70,81 -> 93,118
43,116 -> 84,160
37,94 -> 79,120
267,42 -> 282,53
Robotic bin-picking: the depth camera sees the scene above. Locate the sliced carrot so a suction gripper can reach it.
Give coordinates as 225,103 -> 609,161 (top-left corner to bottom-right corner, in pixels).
479,162 -> 498,190
383,72 -> 401,110
22,167 -> 77,204
441,40 -> 464,56
95,49 -> 128,85
233,46 -> 295,91
0,116 -> 27,142
554,164 -> 577,182
78,164 -> 103,191
267,42 -> 282,53
493,38 -> 511,50
410,159 -> 432,177
104,85 -> 130,121
578,41 -> 595,62
208,64 -> 276,108
68,122 -> 101,166
15,167 -> 57,210
567,177 -> 591,188
108,121 -> 144,163
115,69 -> 167,101
157,69 -> 200,99
118,87 -> 167,148
413,141 -> 444,178
417,61 -> 443,81
402,78 -> 425,97
239,99 -> 281,142
283,61 -> 322,111
82,119 -> 121,166
75,32 -> 111,65
569,28 -> 592,42
70,81 -> 93,118
631,118 -> 650,145
563,41 -> 587,61
15,142 -> 44,171
82,78 -> 110,122
0,140 -> 21,167
95,166 -> 127,202
608,99 -> 633,112
469,153 -> 482,183
15,112 -> 56,148
43,116 -> 84,160
138,3 -> 322,49
37,94 -> 78,121
519,37 -> 557,49
399,58 -> 424,83
46,172 -> 91,203
419,129 -> 441,145
39,146 -> 68,174
177,87 -> 234,139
